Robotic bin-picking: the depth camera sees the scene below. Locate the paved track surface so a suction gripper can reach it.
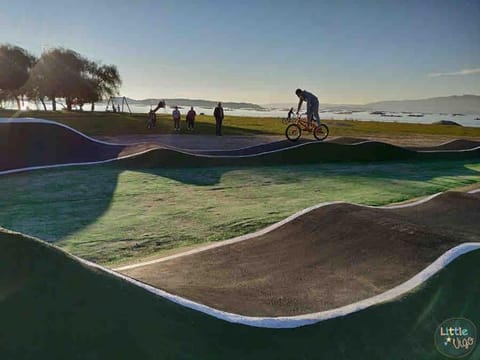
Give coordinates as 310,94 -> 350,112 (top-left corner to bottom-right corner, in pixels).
122,191 -> 480,316
1,121 -> 479,172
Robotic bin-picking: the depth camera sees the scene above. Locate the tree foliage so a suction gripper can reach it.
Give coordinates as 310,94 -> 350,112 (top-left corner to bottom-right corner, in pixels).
0,44 -> 36,109
0,44 -> 121,111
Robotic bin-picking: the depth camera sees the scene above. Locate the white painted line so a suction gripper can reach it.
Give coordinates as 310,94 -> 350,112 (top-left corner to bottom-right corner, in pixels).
5,226 -> 477,329
3,119 -> 479,163
179,138 -> 296,153
0,117 -> 133,146
419,146 -> 480,153
1,117 -> 478,179
1,120 -> 479,328
0,147 -> 158,176
113,191 -> 447,271
44,233 -> 480,328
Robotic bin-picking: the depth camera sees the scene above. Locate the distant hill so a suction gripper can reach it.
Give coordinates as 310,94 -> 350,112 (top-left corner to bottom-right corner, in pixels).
365,95 -> 480,114
115,95 -> 480,113
263,103 -> 365,111
123,97 -> 265,110
265,95 -> 480,114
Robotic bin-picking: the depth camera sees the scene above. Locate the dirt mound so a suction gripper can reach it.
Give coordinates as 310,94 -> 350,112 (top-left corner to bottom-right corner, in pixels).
2,228 -> 480,358
1,121 -> 479,172
122,191 -> 480,316
327,137 -> 368,145
435,120 -> 462,126
0,122 -> 155,172
192,139 -> 313,156
410,139 -> 480,151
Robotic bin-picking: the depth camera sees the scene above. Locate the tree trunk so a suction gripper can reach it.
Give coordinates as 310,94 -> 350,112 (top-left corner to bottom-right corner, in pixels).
91,102 -> 95,112
15,96 -> 21,110
51,97 -> 56,111
40,98 -> 47,111
66,97 -> 72,111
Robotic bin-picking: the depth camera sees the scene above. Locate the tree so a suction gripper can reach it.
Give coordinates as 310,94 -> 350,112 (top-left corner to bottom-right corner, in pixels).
0,44 -> 36,109
26,47 -> 122,111
84,63 -> 121,111
28,48 -> 88,111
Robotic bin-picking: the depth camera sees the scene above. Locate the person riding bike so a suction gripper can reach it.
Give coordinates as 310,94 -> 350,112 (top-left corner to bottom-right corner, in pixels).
295,89 -> 321,127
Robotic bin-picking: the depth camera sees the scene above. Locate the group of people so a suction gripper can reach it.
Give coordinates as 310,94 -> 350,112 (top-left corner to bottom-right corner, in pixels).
171,106 -> 197,131
148,101 -> 225,135
147,89 -> 321,134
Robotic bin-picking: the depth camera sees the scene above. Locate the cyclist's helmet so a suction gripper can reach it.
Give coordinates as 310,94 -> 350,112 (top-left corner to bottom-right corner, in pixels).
295,88 -> 303,96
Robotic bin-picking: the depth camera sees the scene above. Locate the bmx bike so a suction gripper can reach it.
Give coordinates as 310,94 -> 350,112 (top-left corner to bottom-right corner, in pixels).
285,113 -> 329,141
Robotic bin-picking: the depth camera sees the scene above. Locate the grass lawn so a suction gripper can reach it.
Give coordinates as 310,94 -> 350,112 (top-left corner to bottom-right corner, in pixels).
0,159 -> 479,265
2,109 -> 480,139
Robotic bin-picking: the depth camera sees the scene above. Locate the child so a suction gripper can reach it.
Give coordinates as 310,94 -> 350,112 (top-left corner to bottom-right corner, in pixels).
172,106 -> 181,131
287,107 -> 294,120
147,110 -> 156,129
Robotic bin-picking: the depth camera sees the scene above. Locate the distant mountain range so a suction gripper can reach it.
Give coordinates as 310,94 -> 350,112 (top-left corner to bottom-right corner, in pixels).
122,98 -> 265,111
365,95 -> 480,114
265,95 -> 480,114
108,95 -> 480,114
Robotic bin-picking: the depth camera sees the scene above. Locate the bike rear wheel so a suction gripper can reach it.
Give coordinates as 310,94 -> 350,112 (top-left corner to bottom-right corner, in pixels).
286,124 -> 301,142
313,124 -> 329,141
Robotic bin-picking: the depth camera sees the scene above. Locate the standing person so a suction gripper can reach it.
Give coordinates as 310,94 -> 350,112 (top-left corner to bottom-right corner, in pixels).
147,110 -> 157,129
186,106 -> 196,131
287,107 -> 294,120
172,106 -> 181,131
295,89 -> 321,126
213,102 -> 224,136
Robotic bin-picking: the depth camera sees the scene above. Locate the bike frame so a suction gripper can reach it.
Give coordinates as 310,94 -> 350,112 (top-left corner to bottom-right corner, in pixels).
294,114 -> 316,132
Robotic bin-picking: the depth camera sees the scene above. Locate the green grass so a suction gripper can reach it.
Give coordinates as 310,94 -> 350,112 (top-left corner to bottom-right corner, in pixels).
2,108 -> 480,138
0,160 -> 479,265
1,228 -> 479,359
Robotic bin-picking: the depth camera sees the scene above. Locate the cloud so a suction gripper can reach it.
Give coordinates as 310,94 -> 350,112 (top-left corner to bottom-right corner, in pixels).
428,68 -> 480,77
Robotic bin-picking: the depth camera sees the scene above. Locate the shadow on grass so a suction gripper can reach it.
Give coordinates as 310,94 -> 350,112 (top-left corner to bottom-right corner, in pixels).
0,159 -> 478,247
137,160 -> 480,186
0,166 -> 120,243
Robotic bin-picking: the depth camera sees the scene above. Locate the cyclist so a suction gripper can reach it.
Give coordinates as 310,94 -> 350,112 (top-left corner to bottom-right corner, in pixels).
295,88 -> 321,127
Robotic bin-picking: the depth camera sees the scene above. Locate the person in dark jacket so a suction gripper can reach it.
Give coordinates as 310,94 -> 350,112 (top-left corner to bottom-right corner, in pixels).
213,102 -> 224,136
186,106 -> 196,130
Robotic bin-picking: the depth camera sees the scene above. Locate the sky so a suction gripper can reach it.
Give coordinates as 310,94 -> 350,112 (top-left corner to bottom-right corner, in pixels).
1,0 -> 479,104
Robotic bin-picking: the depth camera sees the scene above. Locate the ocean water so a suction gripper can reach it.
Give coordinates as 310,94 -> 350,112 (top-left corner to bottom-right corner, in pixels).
4,100 -> 480,128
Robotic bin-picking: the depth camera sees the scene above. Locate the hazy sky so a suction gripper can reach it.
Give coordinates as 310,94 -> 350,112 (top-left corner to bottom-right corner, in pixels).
1,0 -> 479,104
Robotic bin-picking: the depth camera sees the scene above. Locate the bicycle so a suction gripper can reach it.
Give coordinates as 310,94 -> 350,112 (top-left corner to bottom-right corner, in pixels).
285,113 -> 329,141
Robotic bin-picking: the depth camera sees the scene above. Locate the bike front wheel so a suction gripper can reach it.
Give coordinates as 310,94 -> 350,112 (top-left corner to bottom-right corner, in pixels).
313,124 -> 329,141
286,124 -> 302,142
